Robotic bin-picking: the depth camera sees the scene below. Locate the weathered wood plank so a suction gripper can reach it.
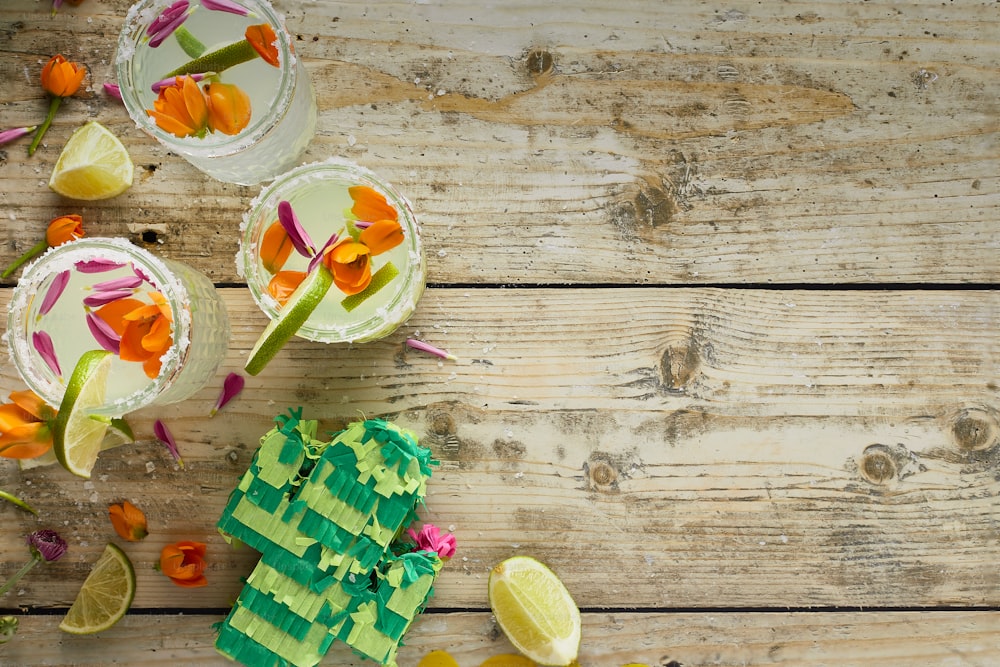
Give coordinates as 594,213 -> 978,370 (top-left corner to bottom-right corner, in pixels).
2,611 -> 999,666
1,0 -> 997,285
1,288 -> 997,610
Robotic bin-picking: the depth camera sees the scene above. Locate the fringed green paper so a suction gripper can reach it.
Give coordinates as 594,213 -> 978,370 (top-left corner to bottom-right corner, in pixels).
215,410 -> 449,667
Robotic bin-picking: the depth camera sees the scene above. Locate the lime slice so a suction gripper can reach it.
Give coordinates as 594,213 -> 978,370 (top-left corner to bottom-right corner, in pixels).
53,350 -> 114,479
59,543 -> 135,635
488,556 -> 581,666
245,265 -> 334,376
48,121 -> 134,201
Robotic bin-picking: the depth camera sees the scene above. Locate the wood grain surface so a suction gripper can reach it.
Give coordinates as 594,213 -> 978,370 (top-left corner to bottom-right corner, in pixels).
1,0 -> 998,665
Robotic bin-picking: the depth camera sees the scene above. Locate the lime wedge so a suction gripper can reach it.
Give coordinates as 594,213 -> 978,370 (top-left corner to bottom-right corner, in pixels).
488,556 -> 581,666
49,121 -> 134,201
21,417 -> 134,471
245,265 -> 334,376
53,350 -> 114,479
59,543 -> 135,635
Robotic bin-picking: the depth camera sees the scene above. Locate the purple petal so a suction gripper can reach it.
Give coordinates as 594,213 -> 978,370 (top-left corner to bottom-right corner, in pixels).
405,338 -> 457,361
32,331 -> 61,377
27,529 -> 67,563
83,289 -> 134,308
103,82 -> 123,101
210,372 -> 245,416
85,312 -> 122,354
52,0 -> 64,11
277,200 -> 316,257
153,419 -> 184,468
147,1 -> 191,47
132,264 -> 155,288
75,259 -> 125,274
0,126 -> 36,146
92,275 -> 143,292
200,0 -> 248,15
353,221 -> 373,229
39,270 -> 70,316
307,232 -> 339,273
151,72 -> 210,94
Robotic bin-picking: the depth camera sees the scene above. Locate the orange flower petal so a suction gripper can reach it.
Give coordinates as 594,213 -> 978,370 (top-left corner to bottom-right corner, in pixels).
95,297 -> 146,336
205,82 -> 251,136
324,242 -> 372,295
109,501 -> 148,542
141,315 -> 172,355
359,219 -> 404,256
148,77 -> 208,138
120,320 -> 154,362
348,185 -> 398,223
0,403 -> 37,432
41,55 -> 87,97
8,390 -> 55,422
0,423 -> 52,460
260,221 -> 294,274
142,351 -> 164,380
267,270 -> 306,307
45,215 -> 84,247
159,541 -> 208,587
245,24 -> 279,67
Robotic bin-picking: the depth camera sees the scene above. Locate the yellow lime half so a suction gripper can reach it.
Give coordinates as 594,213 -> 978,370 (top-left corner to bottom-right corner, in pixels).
59,543 -> 135,635
245,264 -> 334,376
488,556 -> 582,666
53,350 -> 114,478
49,121 -> 134,200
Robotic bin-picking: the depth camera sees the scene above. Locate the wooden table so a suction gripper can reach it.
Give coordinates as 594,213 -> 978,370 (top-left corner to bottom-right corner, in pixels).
2,1 -> 999,664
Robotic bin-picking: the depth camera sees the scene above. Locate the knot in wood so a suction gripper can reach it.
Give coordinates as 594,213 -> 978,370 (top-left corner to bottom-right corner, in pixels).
525,49 -> 554,77
951,407 -> 999,452
429,411 -> 456,437
587,460 -> 618,488
659,335 -> 701,391
859,444 -> 897,485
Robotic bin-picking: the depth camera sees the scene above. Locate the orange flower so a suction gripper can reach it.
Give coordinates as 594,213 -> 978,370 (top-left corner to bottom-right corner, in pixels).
117,292 -> 173,379
45,214 -> 84,247
323,241 -> 371,296
108,501 -> 148,542
348,186 -> 398,223
159,541 -> 207,587
260,221 -> 294,274
0,390 -> 56,460
40,54 -> 86,98
245,23 -> 279,67
148,75 -> 209,138
267,270 -> 306,306
358,218 -> 404,255
205,82 -> 251,136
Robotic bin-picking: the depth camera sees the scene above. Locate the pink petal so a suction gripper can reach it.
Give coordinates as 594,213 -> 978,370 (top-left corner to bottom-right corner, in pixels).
200,0 -> 248,15
83,289 -> 134,308
86,311 -> 122,354
405,338 -> 457,361
92,275 -> 143,292
32,331 -> 61,377
39,270 -> 70,316
133,264 -> 155,287
0,126 -> 36,146
147,1 -> 191,48
277,200 -> 316,257
307,232 -> 339,273
103,82 -> 123,101
153,419 -> 184,468
353,221 -> 373,229
75,259 -> 126,274
151,72 -> 210,94
210,372 -> 245,416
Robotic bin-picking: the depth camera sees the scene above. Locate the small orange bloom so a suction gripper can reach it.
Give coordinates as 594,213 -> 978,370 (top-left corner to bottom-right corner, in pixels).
148,75 -> 209,138
118,292 -> 173,379
245,23 -> 279,67
0,390 -> 56,460
260,221 -> 294,274
205,82 -> 252,136
323,241 -> 371,296
108,501 -> 148,542
349,186 -> 398,223
267,270 -> 306,306
159,541 -> 207,587
45,214 -> 84,247
40,54 -> 87,98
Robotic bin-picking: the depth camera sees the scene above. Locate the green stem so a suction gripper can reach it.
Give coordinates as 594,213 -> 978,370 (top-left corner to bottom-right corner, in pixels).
27,96 -> 61,157
0,490 -> 37,516
0,554 -> 40,597
2,239 -> 49,279
174,25 -> 206,58
165,39 -> 258,78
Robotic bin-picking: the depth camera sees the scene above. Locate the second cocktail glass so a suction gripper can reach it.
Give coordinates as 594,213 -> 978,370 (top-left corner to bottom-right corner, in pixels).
115,0 -> 316,185
6,238 -> 229,416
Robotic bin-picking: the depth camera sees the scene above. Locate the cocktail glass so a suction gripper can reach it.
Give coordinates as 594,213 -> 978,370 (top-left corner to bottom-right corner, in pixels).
239,159 -> 426,343
6,238 -> 229,416
115,0 -> 316,185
